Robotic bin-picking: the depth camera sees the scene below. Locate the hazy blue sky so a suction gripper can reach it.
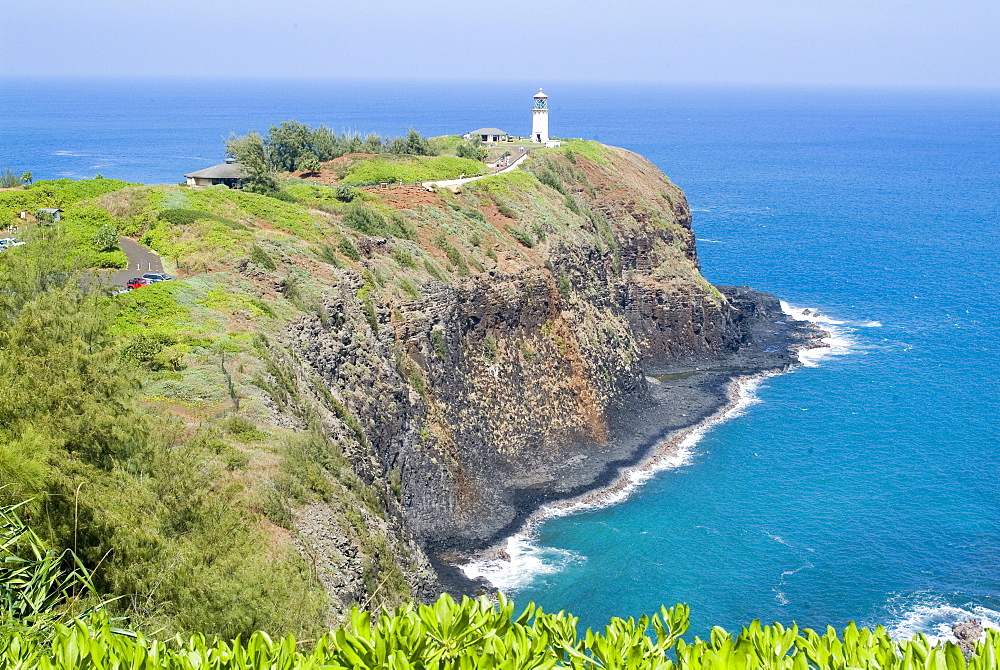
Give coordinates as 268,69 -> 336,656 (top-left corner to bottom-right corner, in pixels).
4,0 -> 998,88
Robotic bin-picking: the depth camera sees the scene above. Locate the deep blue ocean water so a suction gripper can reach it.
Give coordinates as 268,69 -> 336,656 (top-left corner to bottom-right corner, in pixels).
3,79 -> 998,639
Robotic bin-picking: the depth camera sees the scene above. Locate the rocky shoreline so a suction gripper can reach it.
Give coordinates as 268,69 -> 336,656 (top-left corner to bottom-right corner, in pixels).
432,285 -> 827,594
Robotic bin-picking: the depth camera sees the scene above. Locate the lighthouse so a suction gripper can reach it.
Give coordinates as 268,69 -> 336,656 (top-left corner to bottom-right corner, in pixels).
531,88 -> 549,144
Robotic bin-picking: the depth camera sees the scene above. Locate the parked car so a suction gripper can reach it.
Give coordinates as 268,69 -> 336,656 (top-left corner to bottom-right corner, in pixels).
0,238 -> 25,250
141,272 -> 173,283
125,277 -> 150,290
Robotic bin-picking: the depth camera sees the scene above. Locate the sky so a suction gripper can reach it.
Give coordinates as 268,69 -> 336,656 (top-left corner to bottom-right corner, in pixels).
3,0 -> 999,88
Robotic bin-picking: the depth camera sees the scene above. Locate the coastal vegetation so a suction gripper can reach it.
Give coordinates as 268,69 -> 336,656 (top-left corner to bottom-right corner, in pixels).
2,510 -> 995,669
223,122 -> 484,193
0,136 -> 797,648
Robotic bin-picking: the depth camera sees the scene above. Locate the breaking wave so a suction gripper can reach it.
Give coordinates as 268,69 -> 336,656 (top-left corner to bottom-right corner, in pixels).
882,595 -> 1000,643
459,373 -> 774,591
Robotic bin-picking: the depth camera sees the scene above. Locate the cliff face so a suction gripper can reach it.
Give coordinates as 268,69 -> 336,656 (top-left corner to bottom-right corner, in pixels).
272,143 -> 764,586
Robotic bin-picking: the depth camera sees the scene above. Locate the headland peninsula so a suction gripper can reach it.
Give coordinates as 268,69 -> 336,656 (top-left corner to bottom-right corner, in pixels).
1,123 -> 822,639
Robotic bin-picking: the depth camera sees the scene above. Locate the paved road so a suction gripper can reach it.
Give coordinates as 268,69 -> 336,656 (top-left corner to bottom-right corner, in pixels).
110,237 -> 164,286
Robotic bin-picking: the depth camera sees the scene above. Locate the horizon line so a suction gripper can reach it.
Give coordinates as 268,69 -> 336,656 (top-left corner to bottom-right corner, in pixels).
2,74 -> 999,94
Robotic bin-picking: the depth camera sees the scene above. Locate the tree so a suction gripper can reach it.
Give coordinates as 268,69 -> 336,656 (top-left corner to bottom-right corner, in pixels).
362,133 -> 383,154
225,131 -> 280,194
91,225 -> 119,252
457,138 -> 487,162
404,128 -> 433,155
296,154 -> 321,176
267,120 -> 314,172
385,129 -> 434,156
0,168 -> 20,188
20,171 -> 32,186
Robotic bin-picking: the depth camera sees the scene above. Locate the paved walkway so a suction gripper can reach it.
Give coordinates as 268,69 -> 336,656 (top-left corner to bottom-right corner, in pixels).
423,149 -> 531,191
110,237 -> 164,286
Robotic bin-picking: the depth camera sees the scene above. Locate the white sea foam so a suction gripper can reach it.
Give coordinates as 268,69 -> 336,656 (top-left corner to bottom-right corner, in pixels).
780,301 -> 857,367
696,238 -> 724,243
883,597 -> 1000,643
53,150 -> 87,157
458,537 -> 584,591
462,303 -> 866,591
458,373 -> 773,591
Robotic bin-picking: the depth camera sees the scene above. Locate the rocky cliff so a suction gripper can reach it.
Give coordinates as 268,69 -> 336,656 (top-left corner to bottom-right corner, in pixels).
260,142 -> 814,599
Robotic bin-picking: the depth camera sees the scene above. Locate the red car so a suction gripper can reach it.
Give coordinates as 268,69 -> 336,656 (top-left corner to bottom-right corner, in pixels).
125,277 -> 149,290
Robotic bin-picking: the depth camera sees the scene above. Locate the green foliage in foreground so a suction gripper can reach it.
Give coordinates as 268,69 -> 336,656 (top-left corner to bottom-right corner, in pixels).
0,237 -> 329,640
1,593 -> 996,670
0,500 -> 106,639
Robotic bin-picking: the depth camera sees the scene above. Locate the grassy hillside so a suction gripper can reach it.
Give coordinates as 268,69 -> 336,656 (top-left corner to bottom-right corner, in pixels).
336,154 -> 489,184
0,139 -> 710,639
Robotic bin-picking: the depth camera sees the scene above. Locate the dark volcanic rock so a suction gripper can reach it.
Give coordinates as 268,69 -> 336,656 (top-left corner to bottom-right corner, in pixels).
274,144 -> 825,605
953,619 -> 984,658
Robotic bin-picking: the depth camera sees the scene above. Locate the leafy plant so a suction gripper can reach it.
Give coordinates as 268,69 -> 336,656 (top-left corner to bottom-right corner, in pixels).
91,225 -> 119,252
507,225 -> 535,248
4,591 -> 991,670
0,500 -> 107,635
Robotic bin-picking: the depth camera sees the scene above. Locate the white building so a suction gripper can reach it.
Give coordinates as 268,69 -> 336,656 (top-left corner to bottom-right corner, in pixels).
531,88 -> 560,147
464,127 -> 511,143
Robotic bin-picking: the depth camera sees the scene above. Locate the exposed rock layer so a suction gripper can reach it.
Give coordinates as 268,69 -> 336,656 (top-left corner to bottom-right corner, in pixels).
277,145 -> 819,602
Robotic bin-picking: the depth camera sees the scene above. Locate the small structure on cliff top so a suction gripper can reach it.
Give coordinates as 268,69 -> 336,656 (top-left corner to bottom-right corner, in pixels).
464,127 -> 510,143
185,158 -> 242,188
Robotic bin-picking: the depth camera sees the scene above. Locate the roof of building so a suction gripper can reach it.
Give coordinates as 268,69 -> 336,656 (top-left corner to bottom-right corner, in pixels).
184,162 -> 242,179
468,128 -> 509,136
533,88 -> 548,98
38,207 -> 63,213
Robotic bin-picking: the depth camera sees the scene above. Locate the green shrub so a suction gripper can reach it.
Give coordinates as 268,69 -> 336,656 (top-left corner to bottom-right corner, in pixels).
536,167 -> 566,194
250,243 -> 276,270
558,272 -> 572,300
507,226 -> 535,248
342,203 -> 388,236
120,332 -> 177,368
399,278 -> 421,300
430,329 -> 447,360
433,234 -> 468,274
338,237 -> 361,261
335,184 -> 358,202
319,244 -> 342,266
424,259 -> 446,281
496,200 -> 518,219
483,334 -> 498,360
393,246 -> 417,269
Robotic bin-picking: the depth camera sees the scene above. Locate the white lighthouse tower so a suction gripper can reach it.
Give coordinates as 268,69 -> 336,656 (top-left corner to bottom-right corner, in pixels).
531,88 -> 549,144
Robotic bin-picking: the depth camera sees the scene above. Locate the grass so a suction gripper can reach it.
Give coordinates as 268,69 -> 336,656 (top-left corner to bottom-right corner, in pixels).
340,155 -> 487,184
0,136 -> 721,641
464,170 -> 539,198
546,139 -> 610,166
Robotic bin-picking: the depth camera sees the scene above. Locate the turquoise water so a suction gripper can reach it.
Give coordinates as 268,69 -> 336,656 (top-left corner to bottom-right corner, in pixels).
4,79 -> 998,638
511,87 -> 1000,638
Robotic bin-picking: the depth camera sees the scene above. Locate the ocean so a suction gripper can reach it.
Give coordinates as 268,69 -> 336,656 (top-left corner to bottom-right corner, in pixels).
3,78 -> 998,639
